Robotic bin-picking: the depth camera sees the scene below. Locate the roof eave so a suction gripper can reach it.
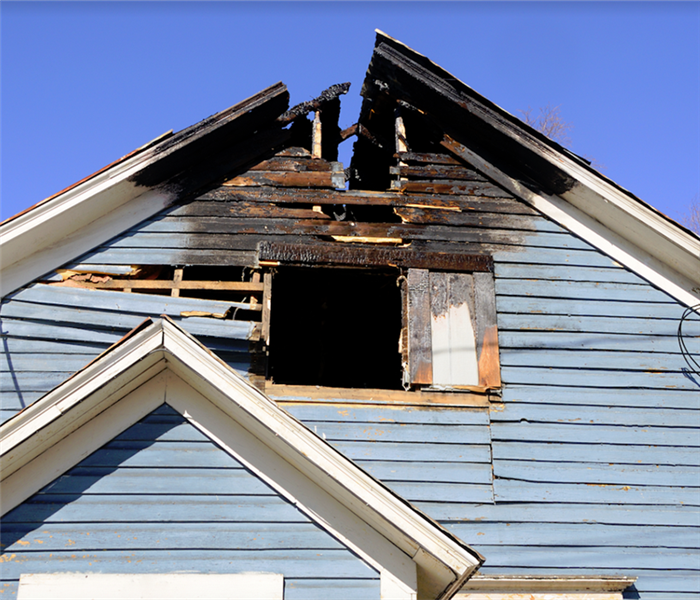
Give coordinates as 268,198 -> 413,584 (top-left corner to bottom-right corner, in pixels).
0,83 -> 290,299
366,31 -> 700,307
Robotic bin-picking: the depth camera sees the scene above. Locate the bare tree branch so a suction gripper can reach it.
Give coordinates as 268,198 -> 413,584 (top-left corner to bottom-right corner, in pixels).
682,194 -> 700,234
519,104 -> 573,147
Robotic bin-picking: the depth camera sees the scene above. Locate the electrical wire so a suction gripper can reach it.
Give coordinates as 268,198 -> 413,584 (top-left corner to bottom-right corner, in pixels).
677,303 -> 700,376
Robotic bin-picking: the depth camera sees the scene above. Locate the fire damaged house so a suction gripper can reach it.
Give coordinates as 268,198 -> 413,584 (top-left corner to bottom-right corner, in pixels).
1,32 -> 698,600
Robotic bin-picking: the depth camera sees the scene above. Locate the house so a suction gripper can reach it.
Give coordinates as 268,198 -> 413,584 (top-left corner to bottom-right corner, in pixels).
1,31 -> 698,600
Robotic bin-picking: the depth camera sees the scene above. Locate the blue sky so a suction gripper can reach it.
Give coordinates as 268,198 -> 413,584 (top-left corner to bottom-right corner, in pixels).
2,2 -> 699,224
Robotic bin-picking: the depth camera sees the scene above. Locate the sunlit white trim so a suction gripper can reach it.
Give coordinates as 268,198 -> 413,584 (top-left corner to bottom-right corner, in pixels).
17,573 -> 283,600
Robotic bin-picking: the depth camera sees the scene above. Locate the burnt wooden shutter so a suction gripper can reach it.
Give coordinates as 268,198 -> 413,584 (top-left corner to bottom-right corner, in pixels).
404,269 -> 500,390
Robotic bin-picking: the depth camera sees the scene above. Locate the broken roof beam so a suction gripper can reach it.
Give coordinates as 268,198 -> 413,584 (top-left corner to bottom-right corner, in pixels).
277,83 -> 351,163
277,82 -> 351,124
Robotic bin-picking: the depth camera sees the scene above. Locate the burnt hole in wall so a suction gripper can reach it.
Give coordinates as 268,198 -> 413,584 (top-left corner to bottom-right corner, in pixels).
321,203 -> 402,223
268,267 -> 403,389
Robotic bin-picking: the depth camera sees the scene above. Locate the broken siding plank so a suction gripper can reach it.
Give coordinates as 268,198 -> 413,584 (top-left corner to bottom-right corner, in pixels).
503,385 -> 699,410
490,421 -> 700,447
132,213 -> 560,235
393,180 -> 514,197
491,402 -> 700,428
6,284 -> 252,316
0,302 -> 254,340
101,230 -> 592,254
492,479 -> 700,506
169,201 -> 331,220
498,331 -> 686,353
499,349 -> 691,372
445,522 -> 699,548
224,171 -> 336,188
492,442 -> 700,466
390,165 -> 488,181
75,247 -> 259,266
493,459 -> 700,488
500,365 -> 697,390
496,278 -> 680,302
395,151 -> 462,165
211,187 -> 538,214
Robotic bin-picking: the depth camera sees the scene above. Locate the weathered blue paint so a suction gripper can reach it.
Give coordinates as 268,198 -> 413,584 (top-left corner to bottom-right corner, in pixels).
0,406 -> 380,600
2,176 -> 698,599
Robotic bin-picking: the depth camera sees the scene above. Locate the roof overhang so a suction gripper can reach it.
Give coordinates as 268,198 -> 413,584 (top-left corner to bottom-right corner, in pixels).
0,317 -> 483,600
362,31 -> 700,308
0,84 -> 290,299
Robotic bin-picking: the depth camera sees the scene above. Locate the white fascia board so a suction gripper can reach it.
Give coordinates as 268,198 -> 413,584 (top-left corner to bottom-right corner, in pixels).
468,127 -> 700,297
442,137 -> 700,308
459,575 -> 637,594
0,166 -> 176,298
159,319 -> 483,581
1,369 -> 167,515
0,322 -> 166,479
0,186 -> 173,298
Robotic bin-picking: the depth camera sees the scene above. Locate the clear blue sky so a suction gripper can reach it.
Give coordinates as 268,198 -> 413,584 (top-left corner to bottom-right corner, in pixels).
2,2 -> 699,224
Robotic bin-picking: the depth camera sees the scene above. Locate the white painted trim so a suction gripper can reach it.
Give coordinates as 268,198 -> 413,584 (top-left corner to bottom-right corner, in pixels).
382,571 -> 418,600
0,370 -> 166,514
159,319 -> 482,579
0,318 -> 481,600
17,573 -> 284,599
0,186 -> 174,298
442,137 -> 700,307
164,371 -> 418,597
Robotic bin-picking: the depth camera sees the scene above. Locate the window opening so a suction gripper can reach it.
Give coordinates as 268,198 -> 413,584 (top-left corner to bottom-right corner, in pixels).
268,267 -> 403,390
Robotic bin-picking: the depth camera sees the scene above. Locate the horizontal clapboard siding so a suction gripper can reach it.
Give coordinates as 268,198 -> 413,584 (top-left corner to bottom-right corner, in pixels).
286,403 -> 493,505
483,233 -> 700,599
0,284 -> 253,424
2,154 -> 698,600
0,406 -> 379,600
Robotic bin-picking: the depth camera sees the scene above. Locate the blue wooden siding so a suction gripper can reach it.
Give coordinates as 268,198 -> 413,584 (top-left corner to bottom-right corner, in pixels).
1,183 -> 699,599
0,405 -> 380,600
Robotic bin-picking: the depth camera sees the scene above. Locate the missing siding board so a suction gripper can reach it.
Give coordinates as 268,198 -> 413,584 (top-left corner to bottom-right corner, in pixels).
43,266 -> 266,322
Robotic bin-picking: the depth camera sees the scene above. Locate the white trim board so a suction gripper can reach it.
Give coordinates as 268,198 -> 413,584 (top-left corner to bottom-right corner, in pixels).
0,318 -> 482,600
17,573 -> 284,600
441,136 -> 700,308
